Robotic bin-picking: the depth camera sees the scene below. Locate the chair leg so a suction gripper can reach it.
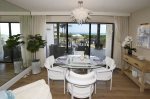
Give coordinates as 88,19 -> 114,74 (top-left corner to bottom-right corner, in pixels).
89,95 -> 91,99
71,95 -> 73,99
48,77 -> 50,86
110,78 -> 112,91
64,79 -> 65,94
95,82 -> 96,94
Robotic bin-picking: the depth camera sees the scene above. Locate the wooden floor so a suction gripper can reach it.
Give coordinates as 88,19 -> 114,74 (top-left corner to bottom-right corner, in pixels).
0,63 -> 16,86
9,68 -> 150,99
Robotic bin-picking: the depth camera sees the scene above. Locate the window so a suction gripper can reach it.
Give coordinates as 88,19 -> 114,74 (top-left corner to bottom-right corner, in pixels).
46,22 -> 114,59
0,22 -> 20,63
11,23 -> 20,35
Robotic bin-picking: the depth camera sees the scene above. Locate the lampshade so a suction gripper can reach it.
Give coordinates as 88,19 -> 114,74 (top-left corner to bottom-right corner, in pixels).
71,1 -> 91,24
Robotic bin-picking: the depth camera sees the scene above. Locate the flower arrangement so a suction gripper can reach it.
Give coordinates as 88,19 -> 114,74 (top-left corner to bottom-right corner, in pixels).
122,36 -> 136,55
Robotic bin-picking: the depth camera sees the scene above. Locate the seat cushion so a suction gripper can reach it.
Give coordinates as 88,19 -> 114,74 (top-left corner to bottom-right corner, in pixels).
12,79 -> 52,99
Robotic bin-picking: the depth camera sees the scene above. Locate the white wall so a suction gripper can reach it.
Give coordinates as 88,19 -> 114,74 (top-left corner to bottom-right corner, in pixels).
46,15 -> 114,23
129,7 -> 150,83
129,7 -> 150,60
0,15 -> 114,23
0,16 -> 20,22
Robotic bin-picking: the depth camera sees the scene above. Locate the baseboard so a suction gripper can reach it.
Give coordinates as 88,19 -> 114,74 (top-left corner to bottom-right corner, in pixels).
0,66 -> 31,91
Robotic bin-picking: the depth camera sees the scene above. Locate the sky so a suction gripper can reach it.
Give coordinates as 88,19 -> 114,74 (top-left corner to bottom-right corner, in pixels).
0,23 -> 20,41
68,24 -> 106,35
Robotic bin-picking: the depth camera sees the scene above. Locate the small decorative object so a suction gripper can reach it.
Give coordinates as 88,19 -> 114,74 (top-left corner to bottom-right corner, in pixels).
137,56 -> 145,60
122,36 -> 136,55
137,23 -> 150,48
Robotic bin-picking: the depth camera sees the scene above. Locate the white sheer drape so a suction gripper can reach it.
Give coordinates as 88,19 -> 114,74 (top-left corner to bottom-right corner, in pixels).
0,16 -> 4,60
113,16 -> 129,68
20,16 -> 32,67
31,16 -> 46,67
105,24 -> 113,57
20,15 -> 46,67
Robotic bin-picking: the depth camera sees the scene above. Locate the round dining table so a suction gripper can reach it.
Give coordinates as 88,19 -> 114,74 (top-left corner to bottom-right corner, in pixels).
55,55 -> 105,69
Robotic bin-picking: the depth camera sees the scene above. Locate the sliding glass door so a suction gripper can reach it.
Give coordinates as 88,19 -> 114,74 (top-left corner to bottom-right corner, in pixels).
46,22 -> 114,59
0,22 -> 21,63
68,24 -> 89,55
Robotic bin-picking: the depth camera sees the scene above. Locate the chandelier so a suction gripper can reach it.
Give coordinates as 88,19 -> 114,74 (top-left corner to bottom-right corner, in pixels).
71,1 -> 91,24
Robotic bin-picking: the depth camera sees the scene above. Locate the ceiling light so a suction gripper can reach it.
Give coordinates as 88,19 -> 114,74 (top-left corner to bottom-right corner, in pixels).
71,1 -> 91,24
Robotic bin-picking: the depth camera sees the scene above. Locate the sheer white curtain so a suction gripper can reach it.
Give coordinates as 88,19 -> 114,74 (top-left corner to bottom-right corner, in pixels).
105,24 -> 113,57
0,28 -> 4,60
20,15 -> 46,67
20,16 -> 32,67
31,15 -> 46,67
113,16 -> 129,68
0,16 -> 4,60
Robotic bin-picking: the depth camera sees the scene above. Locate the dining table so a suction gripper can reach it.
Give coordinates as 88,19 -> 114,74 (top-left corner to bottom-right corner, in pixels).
54,55 -> 105,69
54,54 -> 105,94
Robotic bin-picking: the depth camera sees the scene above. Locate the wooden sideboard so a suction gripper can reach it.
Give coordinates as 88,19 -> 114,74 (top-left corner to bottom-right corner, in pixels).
123,54 -> 150,92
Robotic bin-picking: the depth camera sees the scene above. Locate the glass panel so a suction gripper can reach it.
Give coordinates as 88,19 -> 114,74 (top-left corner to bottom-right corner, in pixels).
46,23 -> 57,57
105,24 -> 113,57
91,24 -> 97,49
11,23 -> 20,35
0,23 -> 12,62
58,23 -> 67,56
99,24 -> 113,58
59,23 -> 67,47
11,23 -> 22,61
100,24 -> 106,49
68,24 -> 89,55
90,24 -> 98,57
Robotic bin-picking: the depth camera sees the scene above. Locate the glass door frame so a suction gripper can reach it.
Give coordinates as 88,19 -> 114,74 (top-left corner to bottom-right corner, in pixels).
46,22 -> 115,58
0,22 -> 20,63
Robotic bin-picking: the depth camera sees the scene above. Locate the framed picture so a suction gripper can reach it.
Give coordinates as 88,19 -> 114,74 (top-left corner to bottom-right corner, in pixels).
137,23 -> 150,48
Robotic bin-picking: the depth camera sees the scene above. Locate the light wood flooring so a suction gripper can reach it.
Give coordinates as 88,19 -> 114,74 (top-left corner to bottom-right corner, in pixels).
9,68 -> 150,99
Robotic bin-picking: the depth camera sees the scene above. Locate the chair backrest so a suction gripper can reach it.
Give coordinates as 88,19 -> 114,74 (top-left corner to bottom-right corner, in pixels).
44,55 -> 55,69
74,51 -> 84,56
105,56 -> 116,70
66,70 -> 96,86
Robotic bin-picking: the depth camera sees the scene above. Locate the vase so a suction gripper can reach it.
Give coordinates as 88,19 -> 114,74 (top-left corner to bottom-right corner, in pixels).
128,50 -> 132,55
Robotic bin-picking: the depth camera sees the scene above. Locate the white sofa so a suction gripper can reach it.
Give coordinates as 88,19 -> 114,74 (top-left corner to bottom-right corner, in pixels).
12,79 -> 52,99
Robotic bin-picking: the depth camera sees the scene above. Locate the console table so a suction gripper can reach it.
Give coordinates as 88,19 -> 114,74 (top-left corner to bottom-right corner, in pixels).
123,54 -> 150,92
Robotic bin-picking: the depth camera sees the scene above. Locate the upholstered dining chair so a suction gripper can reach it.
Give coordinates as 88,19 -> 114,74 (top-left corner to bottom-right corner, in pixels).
65,70 -> 96,99
93,56 -> 116,92
44,55 -> 66,93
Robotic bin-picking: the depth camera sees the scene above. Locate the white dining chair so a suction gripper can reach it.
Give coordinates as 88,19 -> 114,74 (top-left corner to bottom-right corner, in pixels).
74,51 -> 84,56
93,56 -> 116,92
65,70 -> 96,99
44,55 -> 66,94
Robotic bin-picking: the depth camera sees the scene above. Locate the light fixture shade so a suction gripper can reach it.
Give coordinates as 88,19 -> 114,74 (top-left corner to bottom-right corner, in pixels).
71,1 -> 91,24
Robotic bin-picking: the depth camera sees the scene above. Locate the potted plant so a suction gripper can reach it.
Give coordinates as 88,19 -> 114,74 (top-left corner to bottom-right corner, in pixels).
6,34 -> 24,73
122,36 -> 136,55
27,34 -> 46,74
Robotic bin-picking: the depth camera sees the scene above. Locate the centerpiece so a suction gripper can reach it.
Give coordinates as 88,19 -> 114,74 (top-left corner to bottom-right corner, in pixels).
122,36 -> 136,55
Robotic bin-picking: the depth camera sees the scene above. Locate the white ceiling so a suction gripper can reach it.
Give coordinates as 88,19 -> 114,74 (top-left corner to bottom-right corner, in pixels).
1,0 -> 149,16
5,0 -> 150,13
